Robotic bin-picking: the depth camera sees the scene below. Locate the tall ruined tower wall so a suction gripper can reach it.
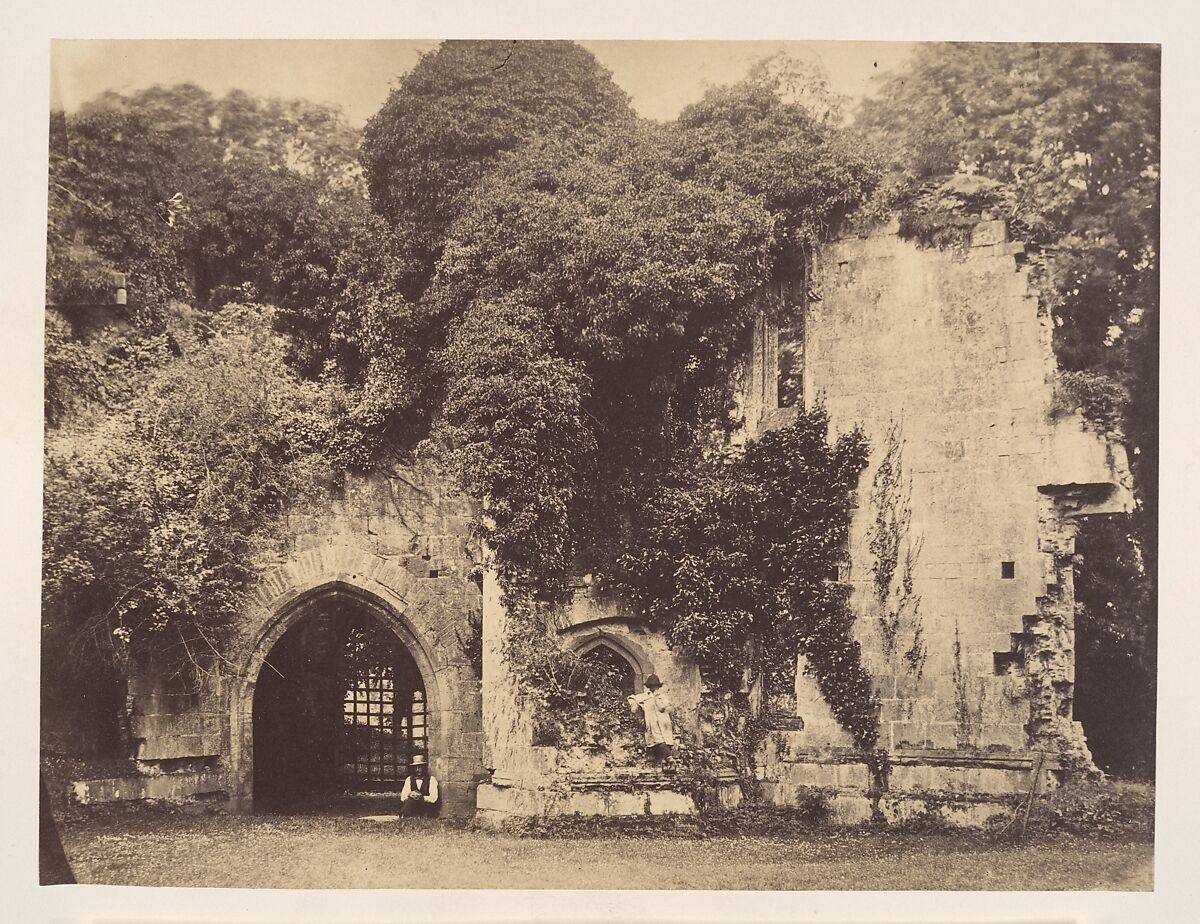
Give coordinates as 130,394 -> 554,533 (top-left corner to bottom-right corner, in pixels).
746,217 -> 1132,804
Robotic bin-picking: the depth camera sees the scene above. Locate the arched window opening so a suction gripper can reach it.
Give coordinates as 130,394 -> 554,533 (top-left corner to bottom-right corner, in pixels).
580,642 -> 637,695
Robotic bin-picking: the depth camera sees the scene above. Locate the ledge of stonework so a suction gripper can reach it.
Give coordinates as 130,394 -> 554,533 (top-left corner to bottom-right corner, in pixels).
566,767 -> 740,791
71,771 -> 226,805
763,742 -> 1062,771
476,768 -> 744,819
889,748 -> 1063,771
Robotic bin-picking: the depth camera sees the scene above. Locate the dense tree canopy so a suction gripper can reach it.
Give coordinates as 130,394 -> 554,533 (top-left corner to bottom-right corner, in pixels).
318,49 -> 879,532
47,84 -> 363,427
282,42 -> 637,461
361,40 -> 633,269
49,84 -> 361,318
673,65 -> 876,254
858,43 -> 1158,383
429,127 -> 777,601
43,308 -> 334,674
424,73 -> 877,605
437,298 -> 595,606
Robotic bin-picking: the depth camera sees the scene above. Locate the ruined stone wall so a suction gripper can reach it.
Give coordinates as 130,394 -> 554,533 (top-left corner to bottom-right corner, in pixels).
99,217 -> 1133,818
478,580 -> 710,820
748,218 -> 1131,782
117,465 -> 487,815
477,216 -> 1134,820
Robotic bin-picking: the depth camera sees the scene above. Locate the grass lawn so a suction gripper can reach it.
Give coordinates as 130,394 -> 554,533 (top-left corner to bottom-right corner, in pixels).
59,811 -> 1153,891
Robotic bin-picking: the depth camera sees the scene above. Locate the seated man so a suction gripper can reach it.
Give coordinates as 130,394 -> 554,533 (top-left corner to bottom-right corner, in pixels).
399,754 -> 440,819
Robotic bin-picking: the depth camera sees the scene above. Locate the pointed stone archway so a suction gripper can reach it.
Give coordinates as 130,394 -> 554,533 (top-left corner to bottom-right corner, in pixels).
227,544 -> 483,814
569,629 -> 655,693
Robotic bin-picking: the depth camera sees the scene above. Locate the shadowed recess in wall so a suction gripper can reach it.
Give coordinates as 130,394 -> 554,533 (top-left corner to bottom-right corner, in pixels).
252,595 -> 427,809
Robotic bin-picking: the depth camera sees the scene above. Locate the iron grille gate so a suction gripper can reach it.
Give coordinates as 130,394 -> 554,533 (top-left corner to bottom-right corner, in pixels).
340,666 -> 427,789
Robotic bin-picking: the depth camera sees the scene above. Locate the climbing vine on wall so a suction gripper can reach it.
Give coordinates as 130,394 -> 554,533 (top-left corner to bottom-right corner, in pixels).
678,690 -> 775,803
504,613 -> 640,753
617,407 -> 881,750
951,624 -> 983,748
413,55 -> 882,751
866,423 -> 927,681
489,408 -> 883,755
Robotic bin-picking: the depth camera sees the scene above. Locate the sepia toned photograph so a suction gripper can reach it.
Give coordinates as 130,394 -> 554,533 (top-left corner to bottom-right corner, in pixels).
38,36 -> 1158,893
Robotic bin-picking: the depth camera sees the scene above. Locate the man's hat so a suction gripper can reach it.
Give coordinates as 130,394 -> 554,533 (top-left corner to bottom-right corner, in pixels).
410,754 -> 427,766
644,674 -> 662,688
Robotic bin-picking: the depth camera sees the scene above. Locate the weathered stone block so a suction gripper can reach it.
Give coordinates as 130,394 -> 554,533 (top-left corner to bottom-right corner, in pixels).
834,762 -> 871,789
924,764 -> 1029,795
980,722 -> 1028,750
136,733 -> 224,761
474,781 -> 701,818
827,794 -> 874,825
970,219 -> 1008,248
646,790 -> 695,815
770,760 -> 840,790
891,721 -> 930,750
72,771 -> 225,805
131,712 -> 221,738
130,693 -> 199,716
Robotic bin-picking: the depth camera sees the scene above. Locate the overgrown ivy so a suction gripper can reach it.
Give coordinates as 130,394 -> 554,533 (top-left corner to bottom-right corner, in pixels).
889,174 -> 1006,251
42,307 -> 335,678
1050,370 -> 1129,435
683,688 -> 778,802
415,60 -> 882,751
617,408 -> 879,749
866,424 -> 927,681
505,616 -> 640,753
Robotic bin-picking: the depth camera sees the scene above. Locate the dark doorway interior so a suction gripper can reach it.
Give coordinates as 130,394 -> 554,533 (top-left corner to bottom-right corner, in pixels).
1072,515 -> 1157,779
252,594 -> 427,810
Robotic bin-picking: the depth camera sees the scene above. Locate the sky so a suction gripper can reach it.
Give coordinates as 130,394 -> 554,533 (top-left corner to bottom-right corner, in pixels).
50,39 -> 917,125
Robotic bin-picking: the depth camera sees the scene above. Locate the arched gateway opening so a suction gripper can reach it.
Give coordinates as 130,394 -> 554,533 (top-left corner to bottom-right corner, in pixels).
244,583 -> 439,812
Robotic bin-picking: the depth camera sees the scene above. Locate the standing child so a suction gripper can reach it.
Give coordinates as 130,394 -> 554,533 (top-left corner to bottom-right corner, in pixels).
628,674 -> 676,765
